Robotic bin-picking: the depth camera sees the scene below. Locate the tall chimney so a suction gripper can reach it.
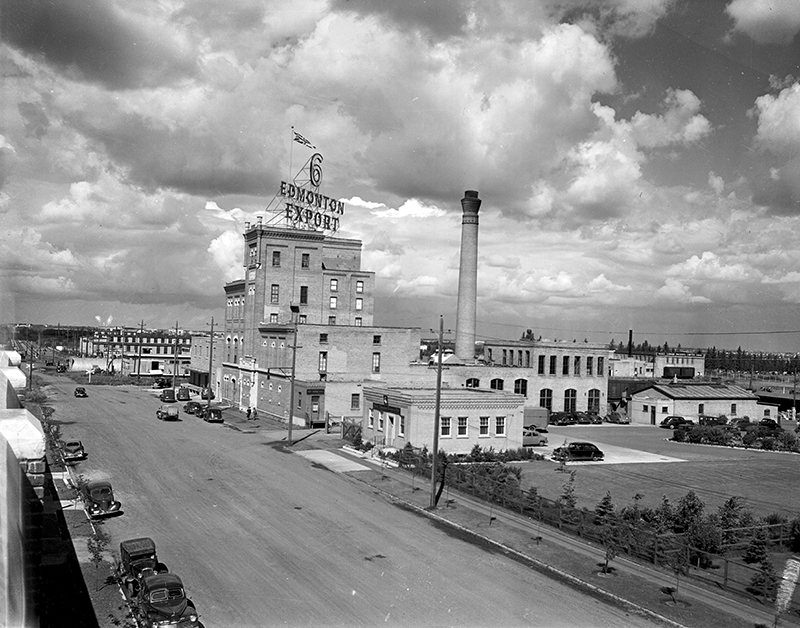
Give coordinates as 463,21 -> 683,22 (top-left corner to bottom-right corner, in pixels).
455,190 -> 481,362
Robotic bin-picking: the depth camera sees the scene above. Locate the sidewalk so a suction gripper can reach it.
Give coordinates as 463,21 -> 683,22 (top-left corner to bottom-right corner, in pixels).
296,436 -> 796,628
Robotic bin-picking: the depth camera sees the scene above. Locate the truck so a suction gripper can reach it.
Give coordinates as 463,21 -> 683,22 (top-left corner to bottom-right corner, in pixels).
156,405 -> 179,421
117,537 -> 168,597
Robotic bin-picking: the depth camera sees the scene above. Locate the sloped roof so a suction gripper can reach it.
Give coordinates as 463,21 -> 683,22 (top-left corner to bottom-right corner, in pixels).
635,382 -> 758,400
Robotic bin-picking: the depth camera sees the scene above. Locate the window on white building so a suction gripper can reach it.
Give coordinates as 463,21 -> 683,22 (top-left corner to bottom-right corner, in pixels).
457,417 -> 468,437
441,417 -> 451,437
479,416 -> 489,436
495,416 -> 506,436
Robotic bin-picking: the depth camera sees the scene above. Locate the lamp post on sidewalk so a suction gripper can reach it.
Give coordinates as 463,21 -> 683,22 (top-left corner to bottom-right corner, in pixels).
287,305 -> 300,447
429,315 -> 444,509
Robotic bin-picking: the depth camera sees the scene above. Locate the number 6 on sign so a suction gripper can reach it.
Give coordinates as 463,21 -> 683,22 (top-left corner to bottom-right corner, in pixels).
310,153 -> 323,187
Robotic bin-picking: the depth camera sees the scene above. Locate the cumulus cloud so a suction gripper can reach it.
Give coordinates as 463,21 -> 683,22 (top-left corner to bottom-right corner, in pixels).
666,251 -> 754,282
208,231 -> 243,282
726,0 -> 800,45
654,278 -> 712,303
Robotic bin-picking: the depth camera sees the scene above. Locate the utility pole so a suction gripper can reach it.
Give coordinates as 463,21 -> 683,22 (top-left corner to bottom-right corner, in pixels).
171,321 -> 179,391
206,317 -> 214,412
136,320 -> 145,385
429,315 -> 444,509
287,305 -> 300,446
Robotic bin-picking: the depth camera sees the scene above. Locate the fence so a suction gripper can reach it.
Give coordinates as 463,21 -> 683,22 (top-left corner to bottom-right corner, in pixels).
381,447 -> 800,617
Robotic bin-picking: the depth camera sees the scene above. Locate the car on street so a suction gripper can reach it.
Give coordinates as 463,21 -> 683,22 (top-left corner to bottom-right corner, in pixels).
604,412 -> 631,424
550,412 -> 577,426
183,401 -> 205,415
575,411 -> 603,425
699,414 -> 727,426
551,442 -> 604,462
159,389 -> 176,403
659,416 -> 694,429
197,406 -> 223,423
156,405 -> 179,421
74,387 -> 88,398
62,440 -> 86,462
118,537 -> 168,597
81,480 -> 122,518
522,427 -> 548,447
176,387 -> 190,401
200,388 -> 215,400
135,572 -> 200,628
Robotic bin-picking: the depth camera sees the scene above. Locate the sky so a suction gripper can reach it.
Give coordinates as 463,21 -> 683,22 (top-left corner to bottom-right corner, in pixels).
2,0 -> 800,353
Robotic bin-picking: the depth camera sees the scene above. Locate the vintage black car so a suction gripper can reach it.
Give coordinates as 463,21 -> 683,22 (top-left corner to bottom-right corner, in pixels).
659,416 -> 694,429
549,412 -> 577,426
198,406 -> 223,423
156,405 -> 180,421
176,387 -> 190,401
118,537 -> 168,596
74,387 -> 88,398
552,442 -> 605,462
81,480 -> 122,518
159,389 -> 177,403
136,573 -> 199,628
183,401 -> 205,415
63,440 -> 86,462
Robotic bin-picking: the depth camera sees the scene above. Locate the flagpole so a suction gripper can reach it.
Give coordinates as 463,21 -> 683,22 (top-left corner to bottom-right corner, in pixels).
288,126 -> 294,228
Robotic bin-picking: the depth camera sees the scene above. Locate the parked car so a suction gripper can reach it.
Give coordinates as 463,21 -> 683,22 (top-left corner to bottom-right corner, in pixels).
659,416 -> 694,429
62,440 -> 86,462
574,411 -> 603,425
550,412 -> 577,426
135,572 -> 200,628
159,389 -> 176,403
118,537 -> 168,596
74,387 -> 88,398
183,401 -> 205,415
198,406 -> 223,423
551,442 -> 604,462
522,427 -> 548,447
81,480 -> 122,518
604,412 -> 631,424
153,378 -> 171,389
759,418 -> 779,429
156,405 -> 179,421
525,424 -> 548,433
699,414 -> 727,426
200,388 -> 215,400
176,387 -> 190,401
730,417 -> 752,430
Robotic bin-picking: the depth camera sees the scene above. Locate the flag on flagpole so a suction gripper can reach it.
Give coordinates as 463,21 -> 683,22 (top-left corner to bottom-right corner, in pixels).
293,131 -> 316,150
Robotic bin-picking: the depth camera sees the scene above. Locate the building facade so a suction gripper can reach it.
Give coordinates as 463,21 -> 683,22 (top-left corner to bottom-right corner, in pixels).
79,327 -> 192,377
630,382 -> 761,425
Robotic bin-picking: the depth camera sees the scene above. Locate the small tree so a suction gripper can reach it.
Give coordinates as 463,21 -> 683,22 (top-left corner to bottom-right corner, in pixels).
594,491 -> 616,525
87,522 -> 110,592
559,470 -> 577,510
598,514 -> 623,574
747,556 -> 778,600
744,527 -> 770,565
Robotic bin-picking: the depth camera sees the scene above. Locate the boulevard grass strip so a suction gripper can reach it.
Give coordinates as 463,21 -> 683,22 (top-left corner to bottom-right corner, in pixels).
348,468 -> 762,628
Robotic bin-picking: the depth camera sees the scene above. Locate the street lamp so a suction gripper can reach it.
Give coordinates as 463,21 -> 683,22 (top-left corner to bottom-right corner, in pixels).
287,305 -> 300,446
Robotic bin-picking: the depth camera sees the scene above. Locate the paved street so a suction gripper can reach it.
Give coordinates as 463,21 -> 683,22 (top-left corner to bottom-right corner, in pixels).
46,378 -> 662,627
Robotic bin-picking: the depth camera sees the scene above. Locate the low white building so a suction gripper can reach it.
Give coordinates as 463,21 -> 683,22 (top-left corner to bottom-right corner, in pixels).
630,381 -> 761,425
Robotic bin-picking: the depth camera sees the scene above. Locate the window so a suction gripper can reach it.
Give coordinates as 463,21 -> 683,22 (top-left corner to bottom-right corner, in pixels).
643,405 -> 649,412
587,357 -> 594,376
373,335 -> 381,345
299,314 -> 307,324
269,313 -> 278,323
662,406 -> 668,414
354,317 -> 362,326
330,278 -> 338,292
731,403 -> 737,415
441,417 -> 451,437
318,351 -> 328,372
466,377 -> 480,388
514,379 -> 528,396
538,355 -> 545,375
356,280 -> 364,293
574,357 -> 580,376
355,298 -> 363,311
350,394 -> 360,410
698,403 -> 704,414
562,356 -> 569,375
272,251 -> 281,266
525,351 -> 531,368
495,416 -> 506,436
368,409 -> 374,428
301,253 -> 310,268
540,389 -> 553,410
299,286 -> 308,305
502,349 -> 507,365
490,378 -> 504,390
549,356 -> 557,375
319,333 -> 328,343
398,415 -> 405,437
479,416 -> 489,436
588,389 -> 601,413
378,413 -> 384,431
328,316 -> 336,325
597,357 -> 604,375
249,245 -> 257,260
564,389 -> 577,413
457,417 -> 468,437
270,284 -> 279,304
248,285 -> 255,295
372,352 -> 381,373
329,296 -> 337,309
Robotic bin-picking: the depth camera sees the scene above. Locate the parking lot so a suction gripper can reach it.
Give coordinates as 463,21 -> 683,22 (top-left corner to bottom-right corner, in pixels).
518,424 -> 800,518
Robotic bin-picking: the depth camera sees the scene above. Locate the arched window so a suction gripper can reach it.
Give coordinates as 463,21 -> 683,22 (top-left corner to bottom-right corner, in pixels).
514,379 -> 528,396
466,378 -> 480,388
233,337 -> 239,363
539,389 -> 552,411
564,389 -> 577,413
490,378 -> 504,391
588,389 -> 601,413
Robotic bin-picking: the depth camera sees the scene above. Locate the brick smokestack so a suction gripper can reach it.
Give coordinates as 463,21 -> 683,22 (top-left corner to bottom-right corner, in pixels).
455,190 -> 481,362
